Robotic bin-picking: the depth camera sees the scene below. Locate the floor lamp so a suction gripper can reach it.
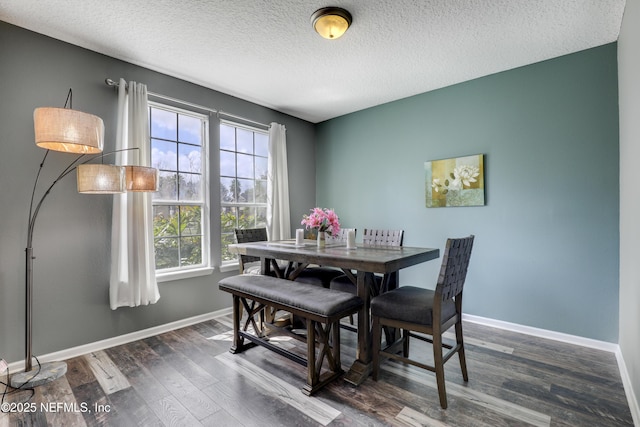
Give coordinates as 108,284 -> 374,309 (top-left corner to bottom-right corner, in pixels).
9,90 -> 158,389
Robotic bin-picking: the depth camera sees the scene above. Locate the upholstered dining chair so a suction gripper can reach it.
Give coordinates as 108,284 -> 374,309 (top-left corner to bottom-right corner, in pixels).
328,229 -> 404,330
291,228 -> 352,288
234,228 -> 286,278
329,229 -> 404,296
370,235 -> 475,409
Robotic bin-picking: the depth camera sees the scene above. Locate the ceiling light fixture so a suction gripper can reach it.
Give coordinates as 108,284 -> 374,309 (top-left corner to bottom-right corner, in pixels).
311,7 -> 352,40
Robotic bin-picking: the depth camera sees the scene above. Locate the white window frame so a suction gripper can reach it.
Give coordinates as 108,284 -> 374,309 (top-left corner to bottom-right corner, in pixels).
219,119 -> 269,268
149,101 -> 212,281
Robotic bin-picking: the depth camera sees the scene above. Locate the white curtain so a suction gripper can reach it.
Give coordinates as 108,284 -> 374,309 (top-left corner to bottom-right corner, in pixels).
267,123 -> 291,240
110,78 -> 160,309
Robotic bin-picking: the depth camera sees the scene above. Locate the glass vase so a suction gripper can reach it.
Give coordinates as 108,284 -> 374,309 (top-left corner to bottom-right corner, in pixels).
317,231 -> 326,248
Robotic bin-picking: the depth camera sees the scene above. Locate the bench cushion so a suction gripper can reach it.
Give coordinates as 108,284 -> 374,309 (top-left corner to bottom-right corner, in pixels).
219,274 -> 363,318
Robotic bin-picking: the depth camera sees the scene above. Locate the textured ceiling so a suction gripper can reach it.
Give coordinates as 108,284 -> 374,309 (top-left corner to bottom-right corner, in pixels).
0,0 -> 626,123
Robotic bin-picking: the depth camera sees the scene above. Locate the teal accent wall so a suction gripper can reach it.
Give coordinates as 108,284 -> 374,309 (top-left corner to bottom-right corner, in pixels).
316,44 -> 619,342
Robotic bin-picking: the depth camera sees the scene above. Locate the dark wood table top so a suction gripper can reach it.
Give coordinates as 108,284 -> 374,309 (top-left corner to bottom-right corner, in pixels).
229,240 -> 440,274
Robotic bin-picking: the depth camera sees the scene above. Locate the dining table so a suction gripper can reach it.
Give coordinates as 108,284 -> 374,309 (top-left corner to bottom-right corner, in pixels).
228,238 -> 440,386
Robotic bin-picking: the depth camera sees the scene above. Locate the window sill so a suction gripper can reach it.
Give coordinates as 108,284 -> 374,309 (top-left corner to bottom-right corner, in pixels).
219,263 -> 240,273
156,267 -> 215,283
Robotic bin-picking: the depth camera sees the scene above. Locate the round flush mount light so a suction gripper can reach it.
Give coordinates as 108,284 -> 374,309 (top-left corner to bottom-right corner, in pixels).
311,7 -> 352,39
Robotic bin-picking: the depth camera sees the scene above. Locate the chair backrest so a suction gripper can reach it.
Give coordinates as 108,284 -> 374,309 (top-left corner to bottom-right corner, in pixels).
327,227 -> 354,243
234,228 -> 268,269
362,229 -> 404,246
435,235 -> 474,301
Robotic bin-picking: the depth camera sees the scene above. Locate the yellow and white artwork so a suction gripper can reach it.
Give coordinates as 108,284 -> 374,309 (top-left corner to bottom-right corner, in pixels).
425,154 -> 485,207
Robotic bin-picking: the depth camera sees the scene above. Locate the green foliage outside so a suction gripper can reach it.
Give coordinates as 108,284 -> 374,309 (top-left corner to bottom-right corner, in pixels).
154,205 -> 202,270
220,208 -> 266,263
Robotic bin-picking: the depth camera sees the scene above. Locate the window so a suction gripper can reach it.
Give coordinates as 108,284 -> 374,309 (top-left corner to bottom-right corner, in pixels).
220,121 -> 269,265
150,103 -> 210,274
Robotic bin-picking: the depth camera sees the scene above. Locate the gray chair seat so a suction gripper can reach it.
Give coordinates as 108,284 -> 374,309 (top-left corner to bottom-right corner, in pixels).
370,286 -> 456,326
294,266 -> 345,288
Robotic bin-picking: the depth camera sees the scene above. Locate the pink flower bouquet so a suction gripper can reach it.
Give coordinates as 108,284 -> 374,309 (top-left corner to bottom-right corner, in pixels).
301,207 -> 340,236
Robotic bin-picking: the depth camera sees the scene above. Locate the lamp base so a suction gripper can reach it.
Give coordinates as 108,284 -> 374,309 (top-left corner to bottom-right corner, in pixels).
10,361 -> 67,389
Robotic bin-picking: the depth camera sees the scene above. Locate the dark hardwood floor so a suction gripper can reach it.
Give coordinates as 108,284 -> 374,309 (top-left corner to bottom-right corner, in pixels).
1,313 -> 634,426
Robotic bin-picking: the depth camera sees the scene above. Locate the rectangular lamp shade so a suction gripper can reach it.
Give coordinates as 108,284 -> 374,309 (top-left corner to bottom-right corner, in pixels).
77,164 -> 125,194
34,107 -> 104,154
125,166 -> 158,192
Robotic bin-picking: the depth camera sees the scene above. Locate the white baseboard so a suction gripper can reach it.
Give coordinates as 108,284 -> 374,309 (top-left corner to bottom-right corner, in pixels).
463,314 -> 619,352
6,307 -> 233,374
464,314 -> 639,426
615,347 -> 640,427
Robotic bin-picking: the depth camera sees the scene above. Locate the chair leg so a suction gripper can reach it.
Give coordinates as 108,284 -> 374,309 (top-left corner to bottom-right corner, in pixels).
371,316 -> 382,381
432,332 -> 448,409
402,329 -> 410,357
455,319 -> 469,382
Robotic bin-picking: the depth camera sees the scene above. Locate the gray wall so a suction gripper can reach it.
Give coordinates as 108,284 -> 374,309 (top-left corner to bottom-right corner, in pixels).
0,22 -> 316,363
316,43 -> 619,342
618,0 -> 640,417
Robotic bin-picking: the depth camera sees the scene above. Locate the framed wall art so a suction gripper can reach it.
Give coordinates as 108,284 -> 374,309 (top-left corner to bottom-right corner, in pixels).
425,154 -> 485,207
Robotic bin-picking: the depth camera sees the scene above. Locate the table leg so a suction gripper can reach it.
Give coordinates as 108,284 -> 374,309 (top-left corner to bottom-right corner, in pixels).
344,270 -> 373,386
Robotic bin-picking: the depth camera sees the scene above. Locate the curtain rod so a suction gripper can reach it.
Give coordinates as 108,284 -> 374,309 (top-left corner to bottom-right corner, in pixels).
104,78 -> 270,130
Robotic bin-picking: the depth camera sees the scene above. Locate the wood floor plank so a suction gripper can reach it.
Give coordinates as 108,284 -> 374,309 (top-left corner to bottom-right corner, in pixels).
104,343 -> 172,405
216,351 -> 341,426
143,334 -> 219,391
107,387 -> 163,427
202,373 -> 299,426
381,362 -> 552,427
39,376 -> 88,427
70,380 -> 124,427
199,407 -> 246,426
395,406 -> 452,427
147,394 -> 202,427
84,351 -> 130,395
65,356 -> 97,389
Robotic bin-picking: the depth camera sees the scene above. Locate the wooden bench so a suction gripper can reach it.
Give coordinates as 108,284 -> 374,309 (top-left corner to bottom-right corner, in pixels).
218,274 -> 364,395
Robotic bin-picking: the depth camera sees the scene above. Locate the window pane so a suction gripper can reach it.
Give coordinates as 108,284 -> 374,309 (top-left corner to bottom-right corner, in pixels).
255,206 -> 267,226
237,153 -> 253,179
156,171 -> 178,200
221,206 -> 238,233
237,178 -> 254,203
180,237 -> 202,266
255,156 -> 267,179
178,173 -> 202,201
179,144 -> 201,173
220,124 -> 235,150
238,206 -> 255,227
155,237 -> 179,269
220,150 -> 236,177
220,177 -> 237,202
255,133 -> 268,157
178,115 -> 202,145
152,139 -> 178,171
180,205 -> 202,235
151,108 -> 177,140
221,232 -> 236,262
153,205 -> 179,237
255,179 -> 267,203
237,129 -> 253,154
